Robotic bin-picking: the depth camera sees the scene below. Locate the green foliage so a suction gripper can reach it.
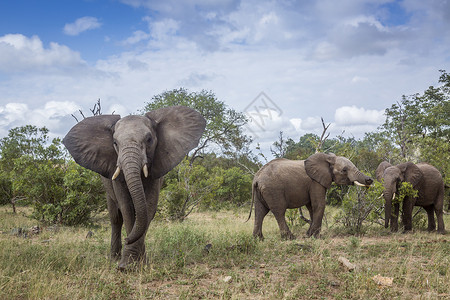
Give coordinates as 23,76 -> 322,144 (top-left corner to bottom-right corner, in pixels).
335,182 -> 385,234
159,158 -> 252,220
393,181 -> 418,205
142,88 -> 252,159
326,185 -> 350,206
0,125 -> 105,225
62,161 -> 106,225
159,159 -> 222,220
380,70 -> 449,161
215,166 -> 252,207
11,155 -> 66,222
0,173 -> 12,205
285,208 -> 309,230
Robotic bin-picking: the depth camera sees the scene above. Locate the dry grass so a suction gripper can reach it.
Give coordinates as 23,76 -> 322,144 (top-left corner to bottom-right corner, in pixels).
0,205 -> 449,299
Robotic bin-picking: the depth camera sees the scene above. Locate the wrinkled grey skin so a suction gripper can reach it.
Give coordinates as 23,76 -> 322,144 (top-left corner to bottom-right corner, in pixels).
249,153 -> 373,239
376,161 -> 445,234
63,106 -> 206,270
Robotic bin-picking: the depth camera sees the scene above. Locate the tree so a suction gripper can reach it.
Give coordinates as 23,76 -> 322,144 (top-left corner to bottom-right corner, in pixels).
142,88 -> 252,162
142,88 -> 254,220
381,70 -> 450,161
0,126 -> 55,209
0,125 -> 105,224
270,131 -> 296,158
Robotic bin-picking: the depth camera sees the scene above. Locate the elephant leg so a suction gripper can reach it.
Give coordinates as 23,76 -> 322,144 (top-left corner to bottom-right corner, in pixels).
106,196 -> 123,260
305,203 -> 313,236
391,203 -> 400,232
253,198 -> 269,240
272,209 -> 294,240
308,205 -> 324,238
424,205 -> 436,232
435,188 -> 446,234
102,178 -> 123,261
308,185 -> 326,238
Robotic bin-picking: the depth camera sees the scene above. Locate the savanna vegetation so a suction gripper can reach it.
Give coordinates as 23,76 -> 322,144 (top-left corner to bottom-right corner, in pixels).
0,70 -> 449,299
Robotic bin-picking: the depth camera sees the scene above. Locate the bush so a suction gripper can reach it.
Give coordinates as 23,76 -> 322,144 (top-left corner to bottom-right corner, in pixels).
215,166 -> 252,207
335,181 -> 385,234
0,174 -> 12,205
62,161 -> 106,225
11,157 -> 105,225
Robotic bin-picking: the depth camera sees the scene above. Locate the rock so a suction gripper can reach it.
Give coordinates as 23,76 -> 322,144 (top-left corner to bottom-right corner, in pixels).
223,276 -> 232,283
338,256 -> 356,272
372,274 -> 393,286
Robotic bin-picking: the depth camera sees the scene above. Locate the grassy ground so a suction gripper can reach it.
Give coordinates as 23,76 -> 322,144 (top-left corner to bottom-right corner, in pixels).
0,205 -> 449,299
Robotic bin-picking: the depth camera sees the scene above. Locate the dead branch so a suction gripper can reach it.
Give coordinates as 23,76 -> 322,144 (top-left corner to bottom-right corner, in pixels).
315,117 -> 331,153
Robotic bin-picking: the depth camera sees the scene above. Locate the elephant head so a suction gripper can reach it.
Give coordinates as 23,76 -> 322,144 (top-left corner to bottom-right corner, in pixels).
63,106 -> 206,245
376,161 -> 423,228
305,153 -> 373,189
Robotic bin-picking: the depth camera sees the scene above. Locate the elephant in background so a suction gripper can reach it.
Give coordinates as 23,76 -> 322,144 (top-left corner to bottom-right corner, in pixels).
63,106 -> 206,270
248,153 -> 373,239
376,161 -> 445,234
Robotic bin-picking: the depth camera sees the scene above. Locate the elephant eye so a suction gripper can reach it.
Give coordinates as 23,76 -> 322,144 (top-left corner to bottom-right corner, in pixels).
342,167 -> 348,174
146,135 -> 153,144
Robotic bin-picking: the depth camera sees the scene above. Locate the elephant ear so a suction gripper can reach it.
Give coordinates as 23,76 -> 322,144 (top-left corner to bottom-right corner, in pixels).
304,153 -> 336,189
146,106 -> 206,179
376,161 -> 392,182
397,162 -> 423,187
63,115 -> 120,178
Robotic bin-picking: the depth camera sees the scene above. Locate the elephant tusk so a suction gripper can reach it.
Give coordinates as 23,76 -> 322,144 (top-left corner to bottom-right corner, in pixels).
354,181 -> 369,187
112,166 -> 121,180
392,193 -> 396,201
143,164 -> 148,178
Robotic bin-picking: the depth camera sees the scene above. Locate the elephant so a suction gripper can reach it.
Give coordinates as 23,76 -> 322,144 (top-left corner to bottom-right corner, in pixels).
248,153 -> 373,239
376,161 -> 445,234
63,106 -> 206,270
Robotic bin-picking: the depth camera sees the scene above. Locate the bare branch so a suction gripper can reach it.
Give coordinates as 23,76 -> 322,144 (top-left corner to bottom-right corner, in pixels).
315,117 -> 331,153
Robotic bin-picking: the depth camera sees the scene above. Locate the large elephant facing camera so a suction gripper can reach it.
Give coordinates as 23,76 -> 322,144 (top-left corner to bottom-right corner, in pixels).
376,161 -> 445,234
249,153 -> 373,239
63,106 -> 206,270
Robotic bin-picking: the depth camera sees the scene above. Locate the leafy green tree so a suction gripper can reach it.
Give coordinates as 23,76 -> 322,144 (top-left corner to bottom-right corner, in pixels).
143,88 -> 255,219
381,70 -> 450,161
0,126 -> 58,209
0,125 -> 105,225
159,158 -> 222,220
63,161 -> 106,225
142,88 -> 252,161
215,166 -> 252,207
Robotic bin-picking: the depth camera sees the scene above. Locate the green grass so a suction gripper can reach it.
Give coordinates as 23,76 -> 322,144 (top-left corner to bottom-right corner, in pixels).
0,205 -> 449,299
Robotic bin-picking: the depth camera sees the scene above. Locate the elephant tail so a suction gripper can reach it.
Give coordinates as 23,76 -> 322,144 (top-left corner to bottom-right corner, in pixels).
246,181 -> 259,222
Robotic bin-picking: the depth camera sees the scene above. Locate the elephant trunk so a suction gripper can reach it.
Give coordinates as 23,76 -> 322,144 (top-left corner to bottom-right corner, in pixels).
121,145 -> 149,245
353,170 -> 373,186
383,190 -> 393,228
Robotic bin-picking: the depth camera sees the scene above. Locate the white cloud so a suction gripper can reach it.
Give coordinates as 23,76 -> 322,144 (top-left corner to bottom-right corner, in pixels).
334,106 -> 385,126
0,34 -> 85,72
63,17 -> 102,36
121,30 -> 151,45
0,101 -> 80,138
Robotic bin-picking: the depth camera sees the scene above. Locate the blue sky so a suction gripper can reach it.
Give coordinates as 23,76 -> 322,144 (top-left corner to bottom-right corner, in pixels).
0,0 -> 449,157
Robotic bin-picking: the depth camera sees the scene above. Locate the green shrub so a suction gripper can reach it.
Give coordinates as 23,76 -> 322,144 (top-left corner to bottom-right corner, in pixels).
0,174 -> 12,205
335,181 -> 385,234
62,161 -> 106,225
